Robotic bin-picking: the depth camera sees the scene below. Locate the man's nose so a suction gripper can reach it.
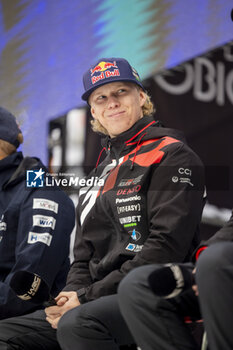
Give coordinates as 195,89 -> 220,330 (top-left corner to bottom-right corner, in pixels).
107,95 -> 120,108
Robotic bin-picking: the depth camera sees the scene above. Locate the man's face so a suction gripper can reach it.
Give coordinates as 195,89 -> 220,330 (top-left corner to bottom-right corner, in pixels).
89,82 -> 146,138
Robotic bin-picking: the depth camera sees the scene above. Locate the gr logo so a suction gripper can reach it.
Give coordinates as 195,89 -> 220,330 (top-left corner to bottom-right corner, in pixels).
178,168 -> 192,176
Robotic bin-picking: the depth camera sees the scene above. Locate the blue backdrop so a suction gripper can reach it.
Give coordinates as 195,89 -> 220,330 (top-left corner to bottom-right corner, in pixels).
0,0 -> 232,162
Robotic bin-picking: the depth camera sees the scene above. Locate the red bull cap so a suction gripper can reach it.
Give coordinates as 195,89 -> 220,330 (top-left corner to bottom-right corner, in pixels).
82,57 -> 145,101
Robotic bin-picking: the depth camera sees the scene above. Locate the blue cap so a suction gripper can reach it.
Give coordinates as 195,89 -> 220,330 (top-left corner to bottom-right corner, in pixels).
0,107 -> 22,148
81,57 -> 145,101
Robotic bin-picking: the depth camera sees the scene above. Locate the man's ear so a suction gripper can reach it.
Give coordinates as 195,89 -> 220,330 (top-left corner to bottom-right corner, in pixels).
91,106 -> 97,120
139,90 -> 147,107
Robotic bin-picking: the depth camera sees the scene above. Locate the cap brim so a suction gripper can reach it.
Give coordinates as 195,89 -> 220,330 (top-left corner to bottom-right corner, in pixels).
82,79 -> 145,102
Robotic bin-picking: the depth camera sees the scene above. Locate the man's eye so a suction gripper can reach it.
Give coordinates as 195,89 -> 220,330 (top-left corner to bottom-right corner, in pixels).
97,95 -> 105,101
118,89 -> 126,93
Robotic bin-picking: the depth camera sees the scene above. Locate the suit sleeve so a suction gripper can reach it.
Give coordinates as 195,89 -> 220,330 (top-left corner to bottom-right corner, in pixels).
0,187 -> 75,319
74,142 -> 205,301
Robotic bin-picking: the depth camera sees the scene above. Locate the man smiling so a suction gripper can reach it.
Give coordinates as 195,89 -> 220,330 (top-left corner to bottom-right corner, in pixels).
89,82 -> 146,137
0,58 -> 205,350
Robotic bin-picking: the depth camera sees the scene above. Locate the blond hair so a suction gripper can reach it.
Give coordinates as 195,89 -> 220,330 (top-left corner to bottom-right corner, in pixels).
0,133 -> 24,156
90,89 -> 155,135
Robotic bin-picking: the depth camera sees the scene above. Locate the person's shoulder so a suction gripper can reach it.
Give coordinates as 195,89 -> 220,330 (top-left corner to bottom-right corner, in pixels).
157,136 -> 204,167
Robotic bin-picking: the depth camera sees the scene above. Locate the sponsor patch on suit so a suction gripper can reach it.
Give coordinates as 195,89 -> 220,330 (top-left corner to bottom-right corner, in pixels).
27,232 -> 53,246
33,198 -> 58,214
32,215 -> 56,229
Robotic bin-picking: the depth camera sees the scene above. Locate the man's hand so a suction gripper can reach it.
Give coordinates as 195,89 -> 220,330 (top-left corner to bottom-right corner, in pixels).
45,291 -> 80,329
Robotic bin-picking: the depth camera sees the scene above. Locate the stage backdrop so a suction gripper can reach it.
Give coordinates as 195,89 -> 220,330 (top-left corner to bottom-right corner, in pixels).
143,41 -> 233,235
0,0 -> 232,162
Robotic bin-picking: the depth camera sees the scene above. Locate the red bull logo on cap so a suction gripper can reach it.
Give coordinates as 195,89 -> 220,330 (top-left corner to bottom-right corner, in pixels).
90,61 -> 120,84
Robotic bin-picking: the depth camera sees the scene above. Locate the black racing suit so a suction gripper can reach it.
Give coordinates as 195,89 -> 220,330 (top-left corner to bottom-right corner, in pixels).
65,115 -> 205,301
0,115 -> 205,349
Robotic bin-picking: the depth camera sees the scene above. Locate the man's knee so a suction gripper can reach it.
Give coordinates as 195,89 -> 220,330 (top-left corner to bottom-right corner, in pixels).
118,264 -> 162,313
57,309 -> 79,341
57,306 -> 104,342
58,305 -> 121,350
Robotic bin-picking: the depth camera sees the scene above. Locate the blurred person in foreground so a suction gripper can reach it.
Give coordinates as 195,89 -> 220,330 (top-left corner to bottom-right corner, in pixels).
118,210 -> 233,350
0,58 -> 205,349
0,107 -> 75,319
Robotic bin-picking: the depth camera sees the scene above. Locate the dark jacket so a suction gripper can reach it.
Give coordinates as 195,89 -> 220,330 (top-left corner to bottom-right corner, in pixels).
65,115 -> 205,302
194,209 -> 233,260
0,152 -> 75,319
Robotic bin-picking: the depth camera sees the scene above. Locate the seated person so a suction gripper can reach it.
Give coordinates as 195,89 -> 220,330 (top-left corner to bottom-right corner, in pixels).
0,58 -> 204,349
196,211 -> 233,350
0,107 -> 75,319
118,209 -> 233,350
